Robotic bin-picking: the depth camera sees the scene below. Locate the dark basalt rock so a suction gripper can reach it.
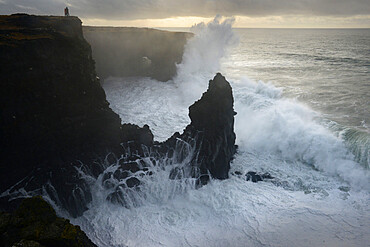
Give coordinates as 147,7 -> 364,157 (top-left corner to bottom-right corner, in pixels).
245,172 -> 274,183
0,196 -> 96,247
162,73 -> 237,185
126,177 -> 141,188
187,73 -> 236,180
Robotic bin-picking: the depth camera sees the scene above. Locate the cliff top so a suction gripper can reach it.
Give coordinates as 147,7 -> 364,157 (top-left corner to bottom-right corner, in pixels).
83,25 -> 192,36
0,14 -> 83,45
0,14 -> 193,47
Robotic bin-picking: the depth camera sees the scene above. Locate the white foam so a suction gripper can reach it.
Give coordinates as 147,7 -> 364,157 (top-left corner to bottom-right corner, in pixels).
175,15 -> 238,106
233,78 -> 370,191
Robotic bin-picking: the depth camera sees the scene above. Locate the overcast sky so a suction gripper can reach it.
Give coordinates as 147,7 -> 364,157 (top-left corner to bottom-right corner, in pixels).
1,0 -> 369,27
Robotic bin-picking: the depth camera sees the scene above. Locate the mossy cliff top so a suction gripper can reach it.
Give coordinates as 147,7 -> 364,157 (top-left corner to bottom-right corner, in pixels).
0,14 -> 82,46
0,196 -> 96,247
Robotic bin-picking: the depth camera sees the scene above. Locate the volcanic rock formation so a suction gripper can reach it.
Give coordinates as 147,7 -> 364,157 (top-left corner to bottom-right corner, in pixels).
162,73 -> 237,184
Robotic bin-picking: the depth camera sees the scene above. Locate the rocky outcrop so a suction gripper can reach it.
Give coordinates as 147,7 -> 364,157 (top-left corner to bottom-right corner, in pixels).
83,26 -> 192,81
0,196 -> 96,247
162,73 -> 236,184
106,73 -> 237,208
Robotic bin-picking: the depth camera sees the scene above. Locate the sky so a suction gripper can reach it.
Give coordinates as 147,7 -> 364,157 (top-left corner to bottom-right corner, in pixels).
0,0 -> 369,28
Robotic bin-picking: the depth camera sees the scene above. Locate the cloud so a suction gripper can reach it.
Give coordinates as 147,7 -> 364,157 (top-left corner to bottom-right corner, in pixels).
0,0 -> 369,20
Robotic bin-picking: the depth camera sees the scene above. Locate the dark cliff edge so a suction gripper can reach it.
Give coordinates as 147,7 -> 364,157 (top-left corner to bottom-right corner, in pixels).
0,14 -> 235,227
83,26 -> 193,82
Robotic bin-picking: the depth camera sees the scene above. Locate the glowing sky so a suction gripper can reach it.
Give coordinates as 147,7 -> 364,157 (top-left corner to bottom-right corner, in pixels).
1,0 -> 369,28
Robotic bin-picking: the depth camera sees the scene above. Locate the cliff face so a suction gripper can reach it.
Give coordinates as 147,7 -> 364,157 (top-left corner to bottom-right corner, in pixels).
83,26 -> 192,81
0,14 -> 129,217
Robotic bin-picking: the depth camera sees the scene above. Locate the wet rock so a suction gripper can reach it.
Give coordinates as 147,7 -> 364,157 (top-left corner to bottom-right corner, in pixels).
187,73 -> 236,179
126,177 -> 140,188
169,167 -> 185,180
246,172 -> 263,182
162,73 -> 236,183
246,172 -> 275,183
338,186 -> 350,192
261,172 -> 274,180
106,184 -> 141,208
113,169 -> 130,180
121,124 -> 154,150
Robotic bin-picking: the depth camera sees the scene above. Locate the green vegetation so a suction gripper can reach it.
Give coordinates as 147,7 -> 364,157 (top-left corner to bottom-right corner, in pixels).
0,197 -> 96,247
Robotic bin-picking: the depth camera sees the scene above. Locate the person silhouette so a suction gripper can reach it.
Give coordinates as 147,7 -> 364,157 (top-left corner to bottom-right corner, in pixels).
64,7 -> 70,16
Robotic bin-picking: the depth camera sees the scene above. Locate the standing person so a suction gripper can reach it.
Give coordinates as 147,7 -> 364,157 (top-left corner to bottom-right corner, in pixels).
64,7 -> 69,16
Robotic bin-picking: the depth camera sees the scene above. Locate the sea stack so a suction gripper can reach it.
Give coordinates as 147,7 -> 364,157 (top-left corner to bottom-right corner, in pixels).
162,73 -> 237,185
188,73 -> 236,180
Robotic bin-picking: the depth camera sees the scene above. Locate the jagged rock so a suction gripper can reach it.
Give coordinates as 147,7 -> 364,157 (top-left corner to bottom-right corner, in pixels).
126,177 -> 141,188
163,73 -> 236,184
0,196 -> 96,247
187,73 -> 236,180
245,172 -> 274,183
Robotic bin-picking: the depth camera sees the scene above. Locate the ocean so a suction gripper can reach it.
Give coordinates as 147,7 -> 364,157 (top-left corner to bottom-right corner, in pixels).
71,19 -> 370,246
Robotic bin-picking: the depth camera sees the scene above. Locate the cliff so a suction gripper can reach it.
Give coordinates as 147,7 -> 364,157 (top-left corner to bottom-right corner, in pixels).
83,26 -> 192,81
0,14 -> 131,217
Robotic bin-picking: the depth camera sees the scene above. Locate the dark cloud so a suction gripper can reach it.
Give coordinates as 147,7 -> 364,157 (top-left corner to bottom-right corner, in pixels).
0,0 -> 369,20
